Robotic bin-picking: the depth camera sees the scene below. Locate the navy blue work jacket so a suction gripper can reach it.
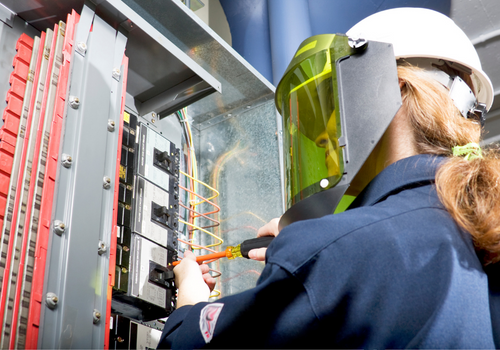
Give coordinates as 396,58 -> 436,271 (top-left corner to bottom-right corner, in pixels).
158,154 -> 500,349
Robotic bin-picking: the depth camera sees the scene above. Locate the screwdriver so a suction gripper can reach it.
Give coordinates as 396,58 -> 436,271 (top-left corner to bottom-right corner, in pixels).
171,236 -> 274,266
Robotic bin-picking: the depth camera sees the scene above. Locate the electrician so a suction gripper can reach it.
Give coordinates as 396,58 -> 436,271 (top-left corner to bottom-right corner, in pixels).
158,8 -> 499,349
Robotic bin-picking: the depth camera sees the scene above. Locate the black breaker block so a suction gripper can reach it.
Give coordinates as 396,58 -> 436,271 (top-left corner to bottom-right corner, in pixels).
110,314 -> 164,350
113,114 -> 180,321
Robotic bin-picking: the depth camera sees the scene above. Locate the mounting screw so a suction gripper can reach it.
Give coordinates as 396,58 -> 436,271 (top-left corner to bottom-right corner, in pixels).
112,67 -> 121,80
348,37 -> 368,49
98,240 -> 107,255
93,309 -> 101,324
320,178 -> 330,189
53,220 -> 66,236
107,120 -> 115,132
76,41 -> 87,55
69,96 -> 80,109
103,176 -> 111,189
61,154 -> 72,168
46,292 -> 58,309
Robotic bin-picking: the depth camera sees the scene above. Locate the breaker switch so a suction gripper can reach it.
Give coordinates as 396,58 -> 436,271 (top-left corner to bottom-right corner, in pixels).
154,205 -> 170,218
153,148 -> 173,174
149,261 -> 175,289
151,202 -> 176,229
156,151 -> 170,163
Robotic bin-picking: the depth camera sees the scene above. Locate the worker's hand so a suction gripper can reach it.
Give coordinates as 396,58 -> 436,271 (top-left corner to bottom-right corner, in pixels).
174,250 -> 216,307
248,217 -> 280,261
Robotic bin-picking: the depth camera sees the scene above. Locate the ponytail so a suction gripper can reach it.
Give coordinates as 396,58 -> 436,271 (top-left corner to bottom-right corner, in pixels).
398,64 -> 500,265
436,153 -> 500,264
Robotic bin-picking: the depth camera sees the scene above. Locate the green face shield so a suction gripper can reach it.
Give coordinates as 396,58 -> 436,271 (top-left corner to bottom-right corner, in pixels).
276,35 -> 402,230
276,35 -> 349,210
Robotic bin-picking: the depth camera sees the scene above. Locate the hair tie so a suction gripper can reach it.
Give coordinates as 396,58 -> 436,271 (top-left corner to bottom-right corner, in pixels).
452,142 -> 483,160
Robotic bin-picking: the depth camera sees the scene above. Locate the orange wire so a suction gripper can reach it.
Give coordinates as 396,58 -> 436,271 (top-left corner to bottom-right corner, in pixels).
179,184 -> 220,216
179,202 -> 220,226
209,268 -> 222,278
178,109 -> 220,267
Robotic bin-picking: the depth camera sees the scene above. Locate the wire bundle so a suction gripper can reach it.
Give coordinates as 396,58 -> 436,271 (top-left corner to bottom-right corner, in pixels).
176,109 -> 222,295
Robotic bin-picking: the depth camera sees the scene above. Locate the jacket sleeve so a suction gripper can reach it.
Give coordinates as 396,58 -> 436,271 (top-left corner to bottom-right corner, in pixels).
157,262 -> 318,349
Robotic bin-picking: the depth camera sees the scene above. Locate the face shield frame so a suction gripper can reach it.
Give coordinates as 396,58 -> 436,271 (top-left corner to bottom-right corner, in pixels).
276,35 -> 402,230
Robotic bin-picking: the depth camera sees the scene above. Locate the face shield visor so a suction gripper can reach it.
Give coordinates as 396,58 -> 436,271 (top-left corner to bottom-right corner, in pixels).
276,35 -> 402,230
276,36 -> 345,211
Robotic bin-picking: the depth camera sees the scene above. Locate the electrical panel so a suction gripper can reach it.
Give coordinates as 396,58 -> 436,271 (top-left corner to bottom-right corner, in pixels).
113,112 -> 180,321
0,1 -> 278,348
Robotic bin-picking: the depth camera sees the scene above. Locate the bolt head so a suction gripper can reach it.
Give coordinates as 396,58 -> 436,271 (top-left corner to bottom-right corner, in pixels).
93,309 -> 101,324
107,120 -> 116,132
77,41 -> 87,54
69,96 -> 80,109
103,176 -> 111,189
53,220 -> 66,235
46,292 -> 58,309
98,240 -> 107,255
62,154 -> 72,168
112,68 -> 121,80
348,37 -> 368,49
320,178 -> 330,189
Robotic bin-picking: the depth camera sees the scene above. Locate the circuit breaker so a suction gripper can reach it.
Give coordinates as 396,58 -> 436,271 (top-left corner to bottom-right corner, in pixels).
113,112 -> 180,321
110,313 -> 163,350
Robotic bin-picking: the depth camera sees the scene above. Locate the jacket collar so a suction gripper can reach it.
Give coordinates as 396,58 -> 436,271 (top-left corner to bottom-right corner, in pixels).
349,154 -> 447,209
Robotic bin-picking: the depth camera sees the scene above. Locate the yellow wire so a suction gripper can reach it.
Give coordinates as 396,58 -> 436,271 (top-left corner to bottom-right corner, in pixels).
210,290 -> 221,298
179,219 -> 223,247
180,170 -> 219,204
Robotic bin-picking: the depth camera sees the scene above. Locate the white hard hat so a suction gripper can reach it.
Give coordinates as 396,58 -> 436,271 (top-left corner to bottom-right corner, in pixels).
346,7 -> 494,111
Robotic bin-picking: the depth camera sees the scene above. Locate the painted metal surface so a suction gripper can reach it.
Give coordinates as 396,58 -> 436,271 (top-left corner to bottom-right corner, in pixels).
1,0 -> 222,119
121,0 -> 275,127
39,8 -> 125,348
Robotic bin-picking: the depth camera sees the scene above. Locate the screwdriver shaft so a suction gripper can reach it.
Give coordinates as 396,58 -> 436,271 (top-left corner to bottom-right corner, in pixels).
172,250 -> 228,266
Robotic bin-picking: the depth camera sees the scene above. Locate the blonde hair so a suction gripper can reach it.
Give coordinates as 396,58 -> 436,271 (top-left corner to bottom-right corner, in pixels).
398,64 -> 500,265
